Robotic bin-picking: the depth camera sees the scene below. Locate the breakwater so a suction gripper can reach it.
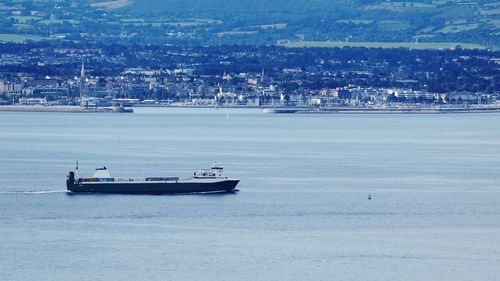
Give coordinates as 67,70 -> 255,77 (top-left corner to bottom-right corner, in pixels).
0,106 -> 133,113
264,107 -> 500,114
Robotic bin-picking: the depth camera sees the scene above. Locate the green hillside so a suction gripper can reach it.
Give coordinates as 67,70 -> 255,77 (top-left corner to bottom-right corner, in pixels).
0,0 -> 498,47
120,0 -> 499,47
126,0 -> 347,14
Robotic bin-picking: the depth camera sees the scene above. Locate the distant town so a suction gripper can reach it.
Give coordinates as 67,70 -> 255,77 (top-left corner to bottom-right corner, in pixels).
0,0 -> 499,112
0,42 -> 499,110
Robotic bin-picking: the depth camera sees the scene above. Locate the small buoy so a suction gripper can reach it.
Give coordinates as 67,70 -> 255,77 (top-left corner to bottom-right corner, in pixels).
368,194 -> 372,200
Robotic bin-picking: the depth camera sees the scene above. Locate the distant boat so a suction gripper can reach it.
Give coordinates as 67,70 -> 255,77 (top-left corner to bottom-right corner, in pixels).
263,108 -> 300,114
112,105 -> 133,113
111,103 -> 133,113
66,164 -> 239,194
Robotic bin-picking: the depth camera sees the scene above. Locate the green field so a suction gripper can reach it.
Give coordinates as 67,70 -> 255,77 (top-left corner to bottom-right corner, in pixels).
13,24 -> 31,28
413,35 -> 436,39
363,2 -> 435,12
336,20 -> 373,24
384,2 -> 436,8
436,23 -> 479,34
90,0 -> 133,9
485,19 -> 500,28
419,26 -> 435,33
484,1 -> 500,7
432,0 -> 447,5
39,19 -> 80,25
189,18 -> 223,24
217,31 -> 258,36
8,16 -> 42,23
280,41 -> 486,50
366,1 -> 437,10
119,21 -> 162,26
7,16 -> 80,25
251,23 -> 287,29
480,8 -> 500,15
164,21 -> 206,27
120,18 -> 145,23
378,20 -> 411,31
0,34 -> 47,42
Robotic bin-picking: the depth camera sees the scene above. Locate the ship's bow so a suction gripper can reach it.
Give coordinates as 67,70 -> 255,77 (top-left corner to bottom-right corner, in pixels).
224,179 -> 240,192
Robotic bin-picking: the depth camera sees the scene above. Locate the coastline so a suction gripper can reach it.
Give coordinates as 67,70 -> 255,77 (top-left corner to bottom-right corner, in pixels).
2,104 -> 500,114
263,107 -> 500,114
0,105 -> 133,113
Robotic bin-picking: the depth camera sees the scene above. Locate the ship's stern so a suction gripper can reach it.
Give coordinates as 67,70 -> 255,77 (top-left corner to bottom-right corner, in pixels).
66,171 -> 76,191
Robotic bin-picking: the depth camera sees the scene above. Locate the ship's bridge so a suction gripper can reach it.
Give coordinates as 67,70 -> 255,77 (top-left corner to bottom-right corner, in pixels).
194,165 -> 225,178
92,167 -> 111,178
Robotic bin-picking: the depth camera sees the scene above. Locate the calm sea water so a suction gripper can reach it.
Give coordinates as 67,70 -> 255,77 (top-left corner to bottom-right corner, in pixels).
1,108 -> 499,281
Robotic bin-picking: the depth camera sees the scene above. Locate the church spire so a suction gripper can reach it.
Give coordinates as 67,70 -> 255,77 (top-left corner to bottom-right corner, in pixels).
80,61 -> 85,79
79,61 -> 86,107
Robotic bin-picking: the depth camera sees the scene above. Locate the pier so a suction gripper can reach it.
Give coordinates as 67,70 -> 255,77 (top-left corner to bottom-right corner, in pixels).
0,106 -> 133,113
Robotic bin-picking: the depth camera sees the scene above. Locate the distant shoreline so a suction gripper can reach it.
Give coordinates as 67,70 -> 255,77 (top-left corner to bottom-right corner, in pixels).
0,105 -> 132,113
263,107 -> 500,114
2,105 -> 500,114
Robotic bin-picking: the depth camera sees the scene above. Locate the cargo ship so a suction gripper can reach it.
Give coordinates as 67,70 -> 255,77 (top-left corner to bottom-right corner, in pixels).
66,164 -> 239,194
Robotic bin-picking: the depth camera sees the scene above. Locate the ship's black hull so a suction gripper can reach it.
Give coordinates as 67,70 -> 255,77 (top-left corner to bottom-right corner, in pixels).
67,180 -> 239,194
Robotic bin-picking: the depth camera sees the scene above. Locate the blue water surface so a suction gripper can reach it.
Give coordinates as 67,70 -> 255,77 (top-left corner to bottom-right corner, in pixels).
1,108 -> 499,281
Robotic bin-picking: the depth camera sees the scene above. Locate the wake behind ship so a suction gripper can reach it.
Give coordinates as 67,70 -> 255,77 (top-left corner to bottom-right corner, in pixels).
66,165 -> 239,194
